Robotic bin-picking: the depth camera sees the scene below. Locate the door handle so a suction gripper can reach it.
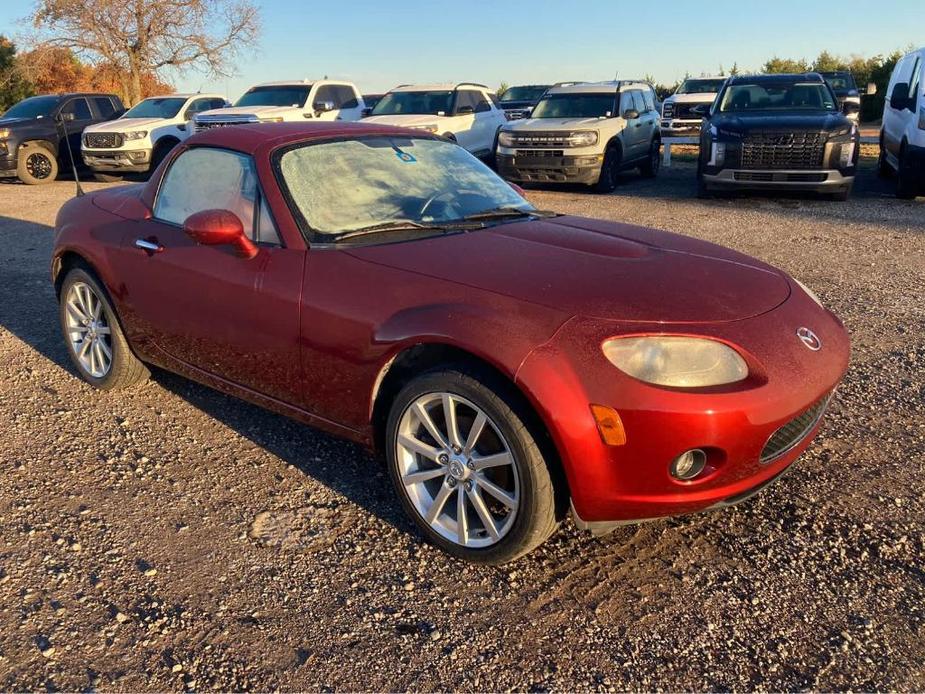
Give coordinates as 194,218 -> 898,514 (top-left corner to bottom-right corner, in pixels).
135,238 -> 163,254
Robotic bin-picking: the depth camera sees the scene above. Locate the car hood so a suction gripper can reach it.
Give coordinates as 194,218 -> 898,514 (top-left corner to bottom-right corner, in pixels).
85,117 -> 169,133
363,114 -> 447,127
711,111 -> 849,132
196,105 -> 301,120
666,93 -> 719,105
507,116 -> 609,129
345,216 -> 791,324
0,116 -> 36,128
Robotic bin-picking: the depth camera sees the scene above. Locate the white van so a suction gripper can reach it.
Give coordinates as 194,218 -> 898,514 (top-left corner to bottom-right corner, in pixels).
879,47 -> 925,198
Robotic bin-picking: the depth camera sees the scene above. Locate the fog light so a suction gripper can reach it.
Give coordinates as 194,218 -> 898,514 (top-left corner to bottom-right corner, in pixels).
670,449 -> 707,481
708,142 -> 725,167
839,143 -> 856,168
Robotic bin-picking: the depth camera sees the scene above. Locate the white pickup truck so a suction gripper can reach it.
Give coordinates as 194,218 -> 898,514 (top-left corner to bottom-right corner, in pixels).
81,93 -> 227,179
194,80 -> 365,131
660,77 -> 726,135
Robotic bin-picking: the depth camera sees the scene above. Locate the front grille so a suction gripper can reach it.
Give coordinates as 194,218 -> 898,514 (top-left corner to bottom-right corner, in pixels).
84,132 -> 123,149
672,103 -> 703,120
760,394 -> 831,464
505,132 -> 573,148
734,172 -> 828,182
741,132 -> 826,170
515,149 -> 564,157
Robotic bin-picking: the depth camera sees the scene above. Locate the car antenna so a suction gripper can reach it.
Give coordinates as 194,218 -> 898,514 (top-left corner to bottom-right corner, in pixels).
56,112 -> 85,197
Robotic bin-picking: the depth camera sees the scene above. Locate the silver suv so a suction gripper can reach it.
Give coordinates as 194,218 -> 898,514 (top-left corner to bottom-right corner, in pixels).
495,81 -> 661,193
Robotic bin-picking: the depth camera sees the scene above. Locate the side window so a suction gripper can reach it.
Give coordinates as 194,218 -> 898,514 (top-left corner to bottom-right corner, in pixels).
642,89 -> 656,113
314,85 -> 341,108
488,92 -> 500,106
909,59 -> 922,108
257,196 -> 282,246
455,90 -> 480,114
209,98 -> 227,110
93,97 -> 116,119
187,99 -> 211,116
474,92 -> 492,113
336,86 -> 359,109
62,98 -> 92,121
154,148 -> 260,240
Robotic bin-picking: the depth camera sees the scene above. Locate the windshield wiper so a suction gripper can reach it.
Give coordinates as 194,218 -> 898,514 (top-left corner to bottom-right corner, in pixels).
462,206 -> 555,222
335,219 -> 482,242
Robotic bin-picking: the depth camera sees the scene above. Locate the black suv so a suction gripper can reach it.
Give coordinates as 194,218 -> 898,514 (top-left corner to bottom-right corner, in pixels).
0,93 -> 124,185
696,73 -> 860,200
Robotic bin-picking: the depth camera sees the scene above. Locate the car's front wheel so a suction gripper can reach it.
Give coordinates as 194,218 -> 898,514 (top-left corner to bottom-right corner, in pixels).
386,368 -> 558,564
59,267 -> 150,390
639,138 -> 661,178
17,145 -> 58,185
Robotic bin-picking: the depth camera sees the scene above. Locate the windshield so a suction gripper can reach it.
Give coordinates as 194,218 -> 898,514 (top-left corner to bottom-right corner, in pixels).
821,74 -> 857,92
278,136 -> 534,236
371,91 -> 454,116
677,78 -> 726,95
501,86 -> 550,103
3,95 -> 60,120
235,86 -> 312,108
123,97 -> 186,119
531,93 -> 615,118
718,82 -> 838,112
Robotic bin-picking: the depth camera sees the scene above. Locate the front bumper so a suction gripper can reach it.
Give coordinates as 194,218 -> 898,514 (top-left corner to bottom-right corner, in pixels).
661,118 -> 702,135
496,152 -> 604,185
702,168 -> 854,193
82,148 -> 152,173
515,287 -> 851,525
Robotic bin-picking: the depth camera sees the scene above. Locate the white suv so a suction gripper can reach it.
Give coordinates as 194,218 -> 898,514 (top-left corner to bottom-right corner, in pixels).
363,83 -> 508,158
82,93 -> 227,179
879,47 -> 925,199
660,76 -> 726,135
496,81 -> 661,193
194,80 -> 365,131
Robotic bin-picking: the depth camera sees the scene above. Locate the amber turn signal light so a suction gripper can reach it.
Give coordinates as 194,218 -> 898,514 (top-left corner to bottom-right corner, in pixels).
590,404 -> 626,446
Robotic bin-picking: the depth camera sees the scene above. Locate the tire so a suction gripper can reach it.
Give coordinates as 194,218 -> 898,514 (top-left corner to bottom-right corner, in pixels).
149,140 -> 176,177
594,145 -> 620,194
385,367 -> 558,564
877,137 -> 893,179
17,145 -> 58,185
58,267 -> 149,390
696,161 -> 712,198
639,138 -> 661,178
896,146 -> 918,200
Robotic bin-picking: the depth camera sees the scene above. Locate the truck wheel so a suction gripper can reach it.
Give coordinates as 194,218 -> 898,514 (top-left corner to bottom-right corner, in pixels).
148,140 -> 176,178
639,139 -> 661,178
696,161 -> 711,198
17,145 -> 58,185
594,146 -> 620,193
896,147 -> 918,199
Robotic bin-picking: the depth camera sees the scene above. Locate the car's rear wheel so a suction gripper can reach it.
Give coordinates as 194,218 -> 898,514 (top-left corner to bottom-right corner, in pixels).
59,268 -> 149,390
386,368 -> 558,564
877,137 -> 893,178
594,145 -> 620,193
17,145 -> 58,185
639,139 -> 661,178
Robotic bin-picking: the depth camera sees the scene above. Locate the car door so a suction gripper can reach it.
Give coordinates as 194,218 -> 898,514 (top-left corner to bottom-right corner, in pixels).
57,97 -> 95,167
470,91 -> 497,155
621,91 -> 646,160
451,90 -> 480,152
640,89 -> 660,143
883,56 -> 912,156
335,85 -> 364,121
115,146 -> 306,406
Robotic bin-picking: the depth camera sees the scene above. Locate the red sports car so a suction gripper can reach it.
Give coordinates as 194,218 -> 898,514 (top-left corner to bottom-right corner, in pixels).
51,122 -> 850,564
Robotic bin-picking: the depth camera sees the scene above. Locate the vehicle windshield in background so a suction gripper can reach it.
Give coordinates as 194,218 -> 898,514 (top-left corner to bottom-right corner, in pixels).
821,74 -> 858,93
677,78 -> 726,94
371,91 -> 454,116
500,86 -> 550,103
718,82 -> 838,112
123,97 -> 186,119
235,86 -> 312,108
531,93 -> 615,119
279,136 -> 534,236
3,95 -> 60,120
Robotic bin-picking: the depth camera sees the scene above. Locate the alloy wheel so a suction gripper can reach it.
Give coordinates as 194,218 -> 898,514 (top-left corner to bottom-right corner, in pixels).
26,153 -> 53,180
64,281 -> 113,378
395,392 -> 520,548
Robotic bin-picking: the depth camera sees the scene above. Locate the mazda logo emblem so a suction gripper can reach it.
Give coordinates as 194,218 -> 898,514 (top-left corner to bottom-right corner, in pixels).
796,327 -> 822,351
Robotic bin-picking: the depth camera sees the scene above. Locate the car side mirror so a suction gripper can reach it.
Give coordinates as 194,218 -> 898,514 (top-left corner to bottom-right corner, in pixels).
457,105 -> 474,115
361,107 -> 373,117
842,100 -> 861,116
183,209 -> 257,259
891,82 -> 911,110
621,108 -> 639,120
313,100 -> 335,114
691,104 -> 710,117
57,112 -> 76,123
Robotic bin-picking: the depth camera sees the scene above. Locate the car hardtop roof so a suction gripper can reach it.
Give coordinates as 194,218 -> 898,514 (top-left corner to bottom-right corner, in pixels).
390,82 -> 491,92
727,73 -> 827,85
247,80 -> 356,88
817,70 -> 853,76
34,92 -> 121,101
546,80 -> 653,95
681,75 -> 726,81
141,93 -> 226,100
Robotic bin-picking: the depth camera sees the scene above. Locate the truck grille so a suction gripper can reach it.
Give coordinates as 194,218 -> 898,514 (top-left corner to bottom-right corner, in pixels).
503,132 -> 573,148
760,394 -> 831,464
84,132 -> 124,149
741,132 -> 826,170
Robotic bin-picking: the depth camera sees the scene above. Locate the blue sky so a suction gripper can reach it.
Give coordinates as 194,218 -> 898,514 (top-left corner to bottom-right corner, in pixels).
2,0 -> 924,99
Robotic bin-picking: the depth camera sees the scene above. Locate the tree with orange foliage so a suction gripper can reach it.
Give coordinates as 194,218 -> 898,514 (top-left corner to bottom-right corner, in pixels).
28,0 -> 259,105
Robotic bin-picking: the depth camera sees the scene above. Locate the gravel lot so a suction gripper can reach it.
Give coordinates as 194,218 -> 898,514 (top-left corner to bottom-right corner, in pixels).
0,158 -> 923,691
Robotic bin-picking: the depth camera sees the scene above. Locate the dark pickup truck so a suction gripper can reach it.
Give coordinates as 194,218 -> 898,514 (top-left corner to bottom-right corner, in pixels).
0,93 -> 124,184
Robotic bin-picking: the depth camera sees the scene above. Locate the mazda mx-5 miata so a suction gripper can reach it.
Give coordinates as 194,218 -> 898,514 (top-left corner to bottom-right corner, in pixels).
52,122 -> 850,564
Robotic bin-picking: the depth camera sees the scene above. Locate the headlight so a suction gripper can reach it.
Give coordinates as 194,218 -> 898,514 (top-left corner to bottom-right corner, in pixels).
498,130 -> 516,147
0,128 -> 10,139
602,336 -> 749,388
123,131 -> 148,140
793,278 -> 824,308
827,125 -> 854,139
565,131 -> 598,147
